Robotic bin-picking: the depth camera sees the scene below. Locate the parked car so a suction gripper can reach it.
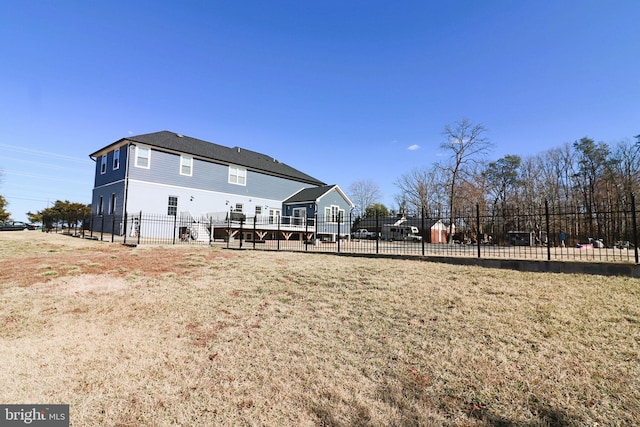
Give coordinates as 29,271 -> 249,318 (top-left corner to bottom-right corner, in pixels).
0,221 -> 36,231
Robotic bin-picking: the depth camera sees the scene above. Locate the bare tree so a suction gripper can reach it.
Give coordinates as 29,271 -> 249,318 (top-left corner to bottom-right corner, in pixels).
439,119 -> 492,242
348,179 -> 382,218
610,138 -> 640,207
394,165 -> 444,216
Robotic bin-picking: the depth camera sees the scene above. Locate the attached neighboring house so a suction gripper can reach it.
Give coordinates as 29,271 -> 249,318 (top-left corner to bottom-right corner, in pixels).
283,185 -> 354,240
89,131 -> 353,239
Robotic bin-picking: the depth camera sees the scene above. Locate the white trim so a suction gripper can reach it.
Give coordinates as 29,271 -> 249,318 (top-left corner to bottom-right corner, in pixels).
92,179 -> 125,190
135,146 -> 151,169
180,155 -> 193,176
113,148 -> 120,170
100,156 -> 107,174
317,184 -> 355,208
228,165 -> 247,186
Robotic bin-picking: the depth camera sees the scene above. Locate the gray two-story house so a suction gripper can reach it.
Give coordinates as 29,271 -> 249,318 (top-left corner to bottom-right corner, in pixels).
89,131 -> 353,240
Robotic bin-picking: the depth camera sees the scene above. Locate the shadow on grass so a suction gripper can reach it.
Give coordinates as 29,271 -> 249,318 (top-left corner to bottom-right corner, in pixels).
307,368 -> 576,427
470,402 -> 572,427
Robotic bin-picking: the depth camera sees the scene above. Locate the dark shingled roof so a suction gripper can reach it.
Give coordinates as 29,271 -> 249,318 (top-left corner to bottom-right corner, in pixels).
91,131 -> 325,186
284,185 -> 337,203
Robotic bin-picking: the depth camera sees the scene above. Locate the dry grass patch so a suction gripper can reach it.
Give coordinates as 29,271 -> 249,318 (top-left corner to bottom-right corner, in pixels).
1,232 -> 639,425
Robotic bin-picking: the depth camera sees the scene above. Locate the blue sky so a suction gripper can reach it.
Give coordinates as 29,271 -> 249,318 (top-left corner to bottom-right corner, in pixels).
1,1 -> 638,222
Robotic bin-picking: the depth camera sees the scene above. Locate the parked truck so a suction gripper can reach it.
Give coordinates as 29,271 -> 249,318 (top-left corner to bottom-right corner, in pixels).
351,229 -> 378,239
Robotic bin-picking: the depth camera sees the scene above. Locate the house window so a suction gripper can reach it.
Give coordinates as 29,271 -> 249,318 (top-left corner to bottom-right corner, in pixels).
98,196 -> 104,216
113,148 -> 120,170
180,155 -> 193,176
229,165 -> 246,185
324,205 -> 344,223
268,209 -> 280,224
235,203 -> 243,212
100,156 -> 107,174
135,146 -> 150,168
255,206 -> 262,215
109,193 -> 116,215
168,196 -> 178,216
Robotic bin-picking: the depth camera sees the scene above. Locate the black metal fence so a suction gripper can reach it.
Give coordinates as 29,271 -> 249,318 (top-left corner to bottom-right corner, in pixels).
81,198 -> 640,264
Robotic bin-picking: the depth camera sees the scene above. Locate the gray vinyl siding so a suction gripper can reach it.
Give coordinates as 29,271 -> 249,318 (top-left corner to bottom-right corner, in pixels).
94,147 -> 127,187
127,148 -> 311,201
317,188 -> 352,216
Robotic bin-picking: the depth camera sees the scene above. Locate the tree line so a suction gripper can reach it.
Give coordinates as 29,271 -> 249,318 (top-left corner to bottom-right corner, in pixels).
350,118 -> 640,222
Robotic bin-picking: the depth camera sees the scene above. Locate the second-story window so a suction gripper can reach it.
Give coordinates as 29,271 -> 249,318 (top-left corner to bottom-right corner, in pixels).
100,156 -> 107,174
113,148 -> 120,170
180,155 -> 193,176
135,146 -> 150,169
229,165 -> 246,185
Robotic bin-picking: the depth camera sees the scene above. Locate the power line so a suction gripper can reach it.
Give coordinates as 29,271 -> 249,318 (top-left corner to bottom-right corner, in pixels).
0,143 -> 89,164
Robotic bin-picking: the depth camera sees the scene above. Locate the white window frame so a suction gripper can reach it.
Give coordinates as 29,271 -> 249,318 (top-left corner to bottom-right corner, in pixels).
135,146 -> 151,169
228,165 -> 246,186
100,156 -> 107,174
324,205 -> 345,223
113,148 -> 120,170
235,203 -> 244,212
255,206 -> 262,215
268,208 -> 280,224
168,196 -> 178,216
180,155 -> 193,176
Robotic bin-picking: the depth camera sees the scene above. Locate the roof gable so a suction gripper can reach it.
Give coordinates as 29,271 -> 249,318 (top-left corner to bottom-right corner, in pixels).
284,184 -> 354,208
91,131 -> 325,186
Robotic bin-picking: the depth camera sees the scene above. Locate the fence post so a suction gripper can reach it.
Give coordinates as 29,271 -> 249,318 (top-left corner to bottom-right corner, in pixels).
337,214 -> 341,253
476,204 -> 481,258
226,213 -> 230,249
239,218 -> 244,249
253,215 -> 257,250
376,211 -> 379,254
545,200 -> 551,261
277,216 -> 281,251
123,212 -> 128,245
100,215 -> 104,241
172,214 -> 177,245
305,214 -> 309,252
632,193 -> 639,265
137,211 -> 142,245
111,215 -> 116,243
421,206 -> 425,256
